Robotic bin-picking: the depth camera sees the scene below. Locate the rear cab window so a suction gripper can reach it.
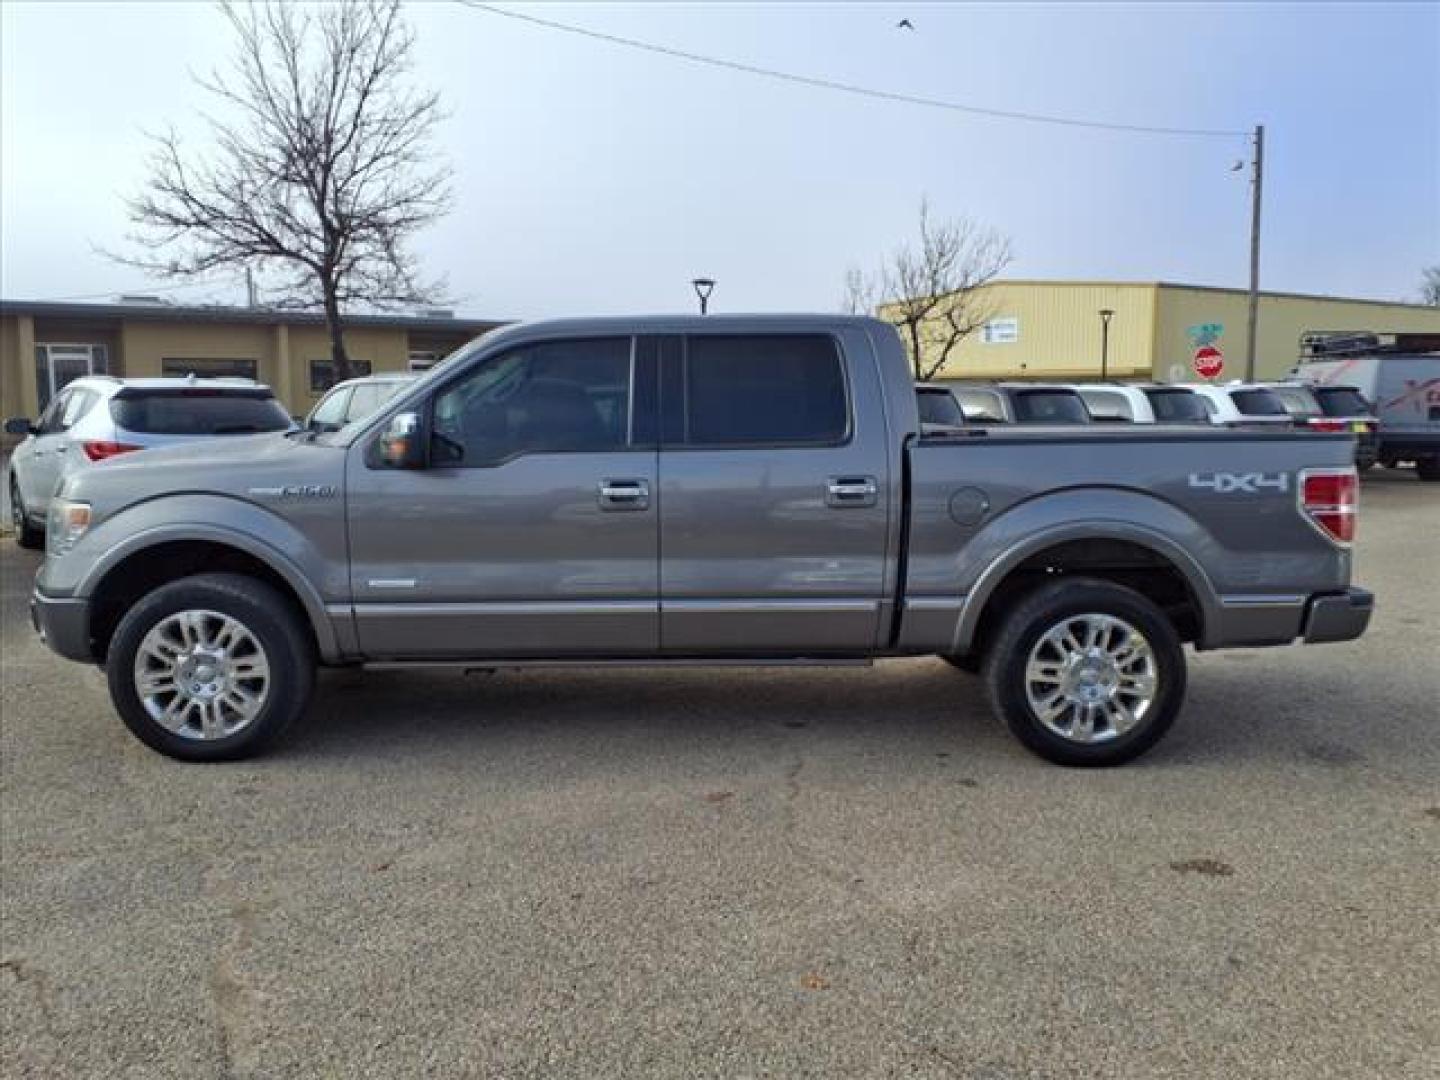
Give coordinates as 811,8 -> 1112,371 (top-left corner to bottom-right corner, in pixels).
1079,389 -> 1133,422
110,390 -> 293,435
679,335 -> 848,446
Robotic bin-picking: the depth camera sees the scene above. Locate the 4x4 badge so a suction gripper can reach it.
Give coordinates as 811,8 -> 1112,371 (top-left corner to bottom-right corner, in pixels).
1188,472 -> 1289,494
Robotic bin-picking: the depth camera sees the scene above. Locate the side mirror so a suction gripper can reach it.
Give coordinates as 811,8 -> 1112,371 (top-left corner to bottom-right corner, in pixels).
376,411 -> 425,469
4,417 -> 35,436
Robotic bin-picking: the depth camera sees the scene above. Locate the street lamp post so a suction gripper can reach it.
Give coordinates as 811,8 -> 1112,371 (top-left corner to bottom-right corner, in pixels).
691,277 -> 715,315
1099,308 -> 1115,380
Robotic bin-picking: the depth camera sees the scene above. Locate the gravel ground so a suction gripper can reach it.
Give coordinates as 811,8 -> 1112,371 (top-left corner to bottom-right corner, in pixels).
2,472 -> 1437,1079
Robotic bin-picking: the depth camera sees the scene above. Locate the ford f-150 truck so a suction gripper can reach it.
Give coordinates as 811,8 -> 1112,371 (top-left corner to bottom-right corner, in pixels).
30,315 -> 1372,766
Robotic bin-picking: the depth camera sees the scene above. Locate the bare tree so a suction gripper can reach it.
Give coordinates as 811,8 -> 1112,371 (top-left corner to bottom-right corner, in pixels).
1421,266 -> 1440,306
121,0 -> 451,380
847,200 -> 1013,381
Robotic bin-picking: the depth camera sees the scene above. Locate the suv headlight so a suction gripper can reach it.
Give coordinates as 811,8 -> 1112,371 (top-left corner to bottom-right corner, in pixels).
46,499 -> 92,555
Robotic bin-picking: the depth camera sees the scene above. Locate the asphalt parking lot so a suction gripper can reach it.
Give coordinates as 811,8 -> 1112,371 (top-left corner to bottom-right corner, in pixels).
2,472 -> 1437,1079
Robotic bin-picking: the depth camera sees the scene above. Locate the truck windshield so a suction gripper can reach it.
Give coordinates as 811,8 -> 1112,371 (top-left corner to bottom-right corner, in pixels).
1313,387 -> 1371,417
1012,391 -> 1090,424
111,391 -> 293,435
1144,389 -> 1209,422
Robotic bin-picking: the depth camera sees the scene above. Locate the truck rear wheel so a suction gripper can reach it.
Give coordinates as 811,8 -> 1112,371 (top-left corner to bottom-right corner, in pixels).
105,573 -> 314,761
983,578 -> 1186,767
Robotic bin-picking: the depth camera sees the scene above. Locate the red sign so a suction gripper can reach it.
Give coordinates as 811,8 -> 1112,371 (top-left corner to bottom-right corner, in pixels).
1193,345 -> 1225,379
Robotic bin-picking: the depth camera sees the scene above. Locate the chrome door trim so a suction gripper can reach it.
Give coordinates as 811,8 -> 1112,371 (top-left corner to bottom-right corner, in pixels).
1216,594 -> 1306,607
661,599 -> 878,614
352,600 -> 659,618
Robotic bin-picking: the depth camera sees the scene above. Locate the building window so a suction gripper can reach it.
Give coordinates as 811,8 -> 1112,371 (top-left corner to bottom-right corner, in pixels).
161,357 -> 257,380
34,343 -> 108,410
309,359 -> 372,393
981,317 -> 1019,345
407,351 -> 439,372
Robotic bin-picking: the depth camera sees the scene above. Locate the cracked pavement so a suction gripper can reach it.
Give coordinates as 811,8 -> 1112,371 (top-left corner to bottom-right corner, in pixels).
2,472 -> 1438,1078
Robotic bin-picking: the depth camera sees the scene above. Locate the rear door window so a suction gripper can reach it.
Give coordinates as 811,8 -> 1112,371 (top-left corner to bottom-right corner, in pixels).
111,391 -> 293,435
1228,389 -> 1289,417
679,335 -> 848,446
1145,389 -> 1210,423
1012,391 -> 1090,424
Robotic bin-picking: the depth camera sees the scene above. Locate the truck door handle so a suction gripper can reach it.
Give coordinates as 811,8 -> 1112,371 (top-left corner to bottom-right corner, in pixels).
826,476 -> 878,508
598,479 -> 650,511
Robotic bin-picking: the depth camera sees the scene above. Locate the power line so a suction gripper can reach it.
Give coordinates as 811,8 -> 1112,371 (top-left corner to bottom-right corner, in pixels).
456,1 -> 1247,140
19,274 -> 243,305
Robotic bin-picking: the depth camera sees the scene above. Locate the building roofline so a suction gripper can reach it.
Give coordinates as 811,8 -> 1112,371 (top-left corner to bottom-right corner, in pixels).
973,279 -> 1436,311
0,297 -> 507,332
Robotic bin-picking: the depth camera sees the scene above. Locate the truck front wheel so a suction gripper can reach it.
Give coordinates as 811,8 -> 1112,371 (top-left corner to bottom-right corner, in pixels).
983,578 -> 1186,767
105,573 -> 314,761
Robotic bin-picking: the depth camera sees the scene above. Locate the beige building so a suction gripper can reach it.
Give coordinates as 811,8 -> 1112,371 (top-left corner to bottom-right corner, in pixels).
897,279 -> 1440,383
0,299 -> 503,425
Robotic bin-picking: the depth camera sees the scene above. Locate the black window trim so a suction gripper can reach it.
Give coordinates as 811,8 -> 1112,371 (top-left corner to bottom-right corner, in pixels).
662,331 -> 854,451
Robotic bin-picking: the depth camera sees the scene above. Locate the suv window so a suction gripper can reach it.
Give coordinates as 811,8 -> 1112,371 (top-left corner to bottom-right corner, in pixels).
347,380 -> 408,422
1012,390 -> 1090,424
1270,386 -> 1321,418
681,335 -> 847,447
431,337 -> 632,466
916,388 -> 964,426
954,388 -> 1007,423
1144,388 -> 1209,423
60,388 -> 97,428
309,386 -> 352,429
1313,387 -> 1371,417
1080,389 -> 1133,422
110,390 -> 293,435
1228,389 -> 1288,417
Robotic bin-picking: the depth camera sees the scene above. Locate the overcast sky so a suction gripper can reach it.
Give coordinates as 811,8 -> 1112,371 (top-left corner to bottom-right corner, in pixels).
2,1 -> 1436,319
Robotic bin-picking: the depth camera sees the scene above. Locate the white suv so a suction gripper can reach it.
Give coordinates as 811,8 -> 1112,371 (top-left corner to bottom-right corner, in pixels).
5,376 -> 293,549
1179,383 -> 1298,428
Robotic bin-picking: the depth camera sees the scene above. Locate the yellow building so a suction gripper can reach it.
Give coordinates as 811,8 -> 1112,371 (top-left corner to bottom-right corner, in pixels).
893,280 -> 1440,383
0,298 -> 503,426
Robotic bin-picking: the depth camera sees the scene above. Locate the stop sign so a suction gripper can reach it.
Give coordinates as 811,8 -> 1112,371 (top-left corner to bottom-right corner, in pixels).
1193,345 -> 1224,380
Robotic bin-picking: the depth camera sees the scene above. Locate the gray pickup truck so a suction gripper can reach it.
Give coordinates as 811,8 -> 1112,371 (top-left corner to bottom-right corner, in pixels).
30,315 -> 1372,766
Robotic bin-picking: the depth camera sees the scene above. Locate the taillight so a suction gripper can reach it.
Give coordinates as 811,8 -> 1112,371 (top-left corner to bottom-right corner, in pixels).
1307,418 -> 1347,433
1300,467 -> 1357,546
82,440 -> 142,462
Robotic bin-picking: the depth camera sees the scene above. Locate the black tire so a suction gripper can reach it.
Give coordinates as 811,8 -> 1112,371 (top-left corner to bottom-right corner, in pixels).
982,577 -> 1186,767
105,572 -> 314,761
942,653 -> 984,675
9,477 -> 44,550
1415,458 -> 1440,482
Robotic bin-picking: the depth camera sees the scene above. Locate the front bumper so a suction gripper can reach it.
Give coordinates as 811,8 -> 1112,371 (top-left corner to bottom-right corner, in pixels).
1302,588 -> 1374,644
30,589 -> 94,662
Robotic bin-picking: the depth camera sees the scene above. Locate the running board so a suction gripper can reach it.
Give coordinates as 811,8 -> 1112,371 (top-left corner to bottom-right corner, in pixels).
363,657 -> 876,672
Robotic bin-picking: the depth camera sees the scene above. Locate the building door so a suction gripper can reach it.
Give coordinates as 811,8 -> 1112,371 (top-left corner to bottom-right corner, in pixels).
345,334 -> 661,658
36,344 -> 107,410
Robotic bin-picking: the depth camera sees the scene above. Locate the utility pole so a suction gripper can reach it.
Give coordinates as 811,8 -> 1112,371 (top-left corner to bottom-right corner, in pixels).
1245,123 -> 1264,382
1099,308 -> 1115,380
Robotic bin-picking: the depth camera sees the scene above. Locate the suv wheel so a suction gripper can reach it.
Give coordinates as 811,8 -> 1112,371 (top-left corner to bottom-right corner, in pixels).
106,573 -> 314,761
9,477 -> 44,550
983,578 -> 1186,767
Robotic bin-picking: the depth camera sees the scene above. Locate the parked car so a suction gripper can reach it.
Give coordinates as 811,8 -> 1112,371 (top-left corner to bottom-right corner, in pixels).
1262,381 -> 1377,469
1181,383 -> 1298,429
5,376 -> 293,549
305,373 -> 419,433
1074,384 -> 1213,425
1290,352 -> 1439,479
915,383 -> 966,429
29,315 -> 1371,768
948,382 -> 1092,424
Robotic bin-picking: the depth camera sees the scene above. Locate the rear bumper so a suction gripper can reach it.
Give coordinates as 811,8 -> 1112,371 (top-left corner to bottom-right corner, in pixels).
30,589 -> 93,662
1302,588 -> 1373,644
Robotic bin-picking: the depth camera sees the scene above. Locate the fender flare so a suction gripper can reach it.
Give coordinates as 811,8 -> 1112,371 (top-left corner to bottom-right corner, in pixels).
78,522 -> 343,662
951,519 -> 1221,654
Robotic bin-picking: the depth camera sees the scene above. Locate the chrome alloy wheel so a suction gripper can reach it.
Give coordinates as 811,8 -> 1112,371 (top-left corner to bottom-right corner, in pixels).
1023,613 -> 1158,744
133,610 -> 270,740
